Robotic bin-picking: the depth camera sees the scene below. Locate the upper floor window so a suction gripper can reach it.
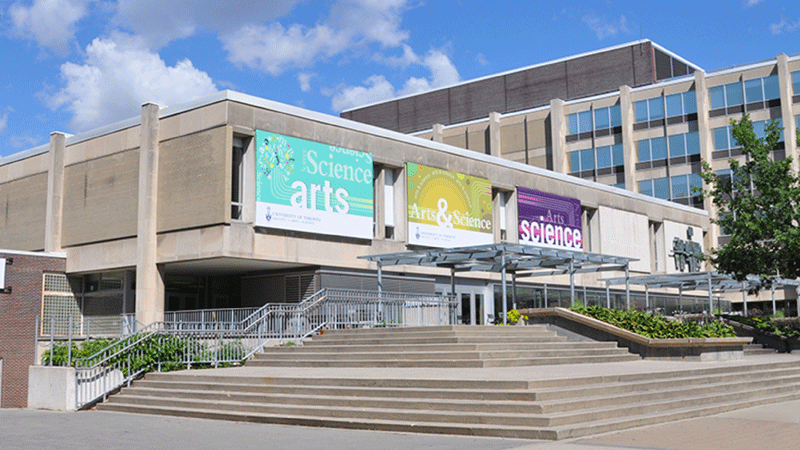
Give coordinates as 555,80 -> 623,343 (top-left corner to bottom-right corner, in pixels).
710,82 -> 744,110
639,177 -> 670,200
665,91 -> 697,117
596,143 -> 624,169
635,97 -> 665,123
793,71 -> 800,96
713,125 -> 735,152
568,110 -> 593,135
231,137 -> 245,221
752,118 -> 784,142
569,147 -> 595,173
668,131 -> 700,158
744,75 -> 780,105
593,105 -> 622,130
637,136 -> 668,162
671,173 -> 703,200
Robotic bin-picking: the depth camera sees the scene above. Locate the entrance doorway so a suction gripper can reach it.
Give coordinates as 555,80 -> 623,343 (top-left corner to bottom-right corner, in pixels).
457,287 -> 488,325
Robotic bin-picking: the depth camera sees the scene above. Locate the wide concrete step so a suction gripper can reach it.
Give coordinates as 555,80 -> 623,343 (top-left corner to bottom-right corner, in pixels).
262,341 -> 620,353
319,325 -> 550,335
255,347 -> 632,361
303,335 -> 569,346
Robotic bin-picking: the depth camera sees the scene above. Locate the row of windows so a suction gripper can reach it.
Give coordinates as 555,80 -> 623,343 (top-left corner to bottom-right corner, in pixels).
710,75 -> 780,110
569,143 -> 624,172
713,118 -> 785,151
794,71 -> 800,95
639,173 -> 702,201
568,105 -> 621,135
635,91 -> 697,123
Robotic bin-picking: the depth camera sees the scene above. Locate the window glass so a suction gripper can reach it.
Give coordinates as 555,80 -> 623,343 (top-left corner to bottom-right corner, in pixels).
686,131 -> 700,155
668,134 -> 685,157
580,148 -> 594,171
744,78 -> 763,103
640,180 -> 653,197
683,90 -> 697,114
568,114 -> 578,135
775,117 -> 784,141
796,115 -> 799,131
638,140 -> 651,162
753,120 -> 766,140
650,136 -> 668,160
710,86 -> 725,109
666,94 -> 683,117
672,175 -> 688,199
648,97 -> 665,120
635,100 -> 648,123
570,151 -> 581,172
793,71 -> 800,95
612,143 -> 624,166
689,173 -> 703,196
713,127 -> 730,151
762,75 -> 780,100
653,177 -> 670,200
578,111 -> 592,132
609,105 -> 621,127
594,107 -> 609,129
596,145 -> 612,169
725,81 -> 744,106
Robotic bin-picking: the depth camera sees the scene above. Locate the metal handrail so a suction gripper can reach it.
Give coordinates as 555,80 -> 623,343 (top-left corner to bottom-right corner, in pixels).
58,289 -> 456,409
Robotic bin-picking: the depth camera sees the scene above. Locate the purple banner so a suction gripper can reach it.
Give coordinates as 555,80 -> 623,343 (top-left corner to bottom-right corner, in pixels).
517,187 -> 583,251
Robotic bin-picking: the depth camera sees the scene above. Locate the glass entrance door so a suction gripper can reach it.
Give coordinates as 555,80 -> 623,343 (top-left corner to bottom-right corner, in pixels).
458,289 -> 487,325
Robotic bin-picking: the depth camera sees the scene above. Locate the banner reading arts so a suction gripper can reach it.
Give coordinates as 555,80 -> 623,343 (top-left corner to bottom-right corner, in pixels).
407,163 -> 493,248
517,187 -> 583,251
255,130 -> 374,239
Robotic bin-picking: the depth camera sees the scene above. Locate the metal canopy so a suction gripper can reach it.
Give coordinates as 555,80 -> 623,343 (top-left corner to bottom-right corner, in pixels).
360,243 -> 638,324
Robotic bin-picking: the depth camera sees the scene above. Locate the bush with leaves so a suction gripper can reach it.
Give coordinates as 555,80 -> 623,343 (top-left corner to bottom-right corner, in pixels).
571,305 -> 736,339
722,315 -> 800,339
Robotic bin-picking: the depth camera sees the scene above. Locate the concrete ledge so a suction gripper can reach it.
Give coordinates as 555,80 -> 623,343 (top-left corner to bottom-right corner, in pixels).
28,366 -> 76,411
723,319 -> 800,353
521,308 -> 752,361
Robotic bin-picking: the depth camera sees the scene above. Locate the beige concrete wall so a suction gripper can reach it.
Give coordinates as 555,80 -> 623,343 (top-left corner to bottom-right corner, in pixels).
662,220 -> 705,274
62,149 -> 139,246
157,126 -> 230,232
597,206 -> 650,273
0,172 -> 47,250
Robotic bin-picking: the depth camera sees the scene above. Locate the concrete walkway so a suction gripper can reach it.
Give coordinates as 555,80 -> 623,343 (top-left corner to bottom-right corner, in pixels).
4,354 -> 799,450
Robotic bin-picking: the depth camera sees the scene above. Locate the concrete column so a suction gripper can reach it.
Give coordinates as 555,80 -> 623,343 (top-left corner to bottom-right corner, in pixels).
619,86 -> 638,192
694,70 -> 719,256
549,99 -> 567,173
431,124 -> 444,143
242,133 -> 257,224
489,112 -> 502,158
394,164 -> 408,242
777,54 -> 798,173
136,103 -> 164,326
374,167 -> 387,239
506,189 -> 518,244
44,132 -> 66,253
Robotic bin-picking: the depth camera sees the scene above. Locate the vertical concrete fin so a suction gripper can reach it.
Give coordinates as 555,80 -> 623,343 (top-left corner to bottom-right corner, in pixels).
619,85 -> 637,192
45,132 -> 66,253
693,70 -> 718,256
431,124 -> 444,143
549,99 -> 566,174
489,112 -> 502,158
777,54 -> 798,173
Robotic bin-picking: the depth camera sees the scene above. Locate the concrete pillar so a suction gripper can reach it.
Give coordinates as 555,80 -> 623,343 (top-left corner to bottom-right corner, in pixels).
136,103 -> 164,326
619,86 -> 638,192
777,54 -> 798,173
44,132 -> 66,253
374,167 -> 387,239
431,124 -> 444,143
506,189 -> 518,244
394,164 -> 408,242
694,70 -> 719,257
489,112 -> 502,158
549,99 -> 567,173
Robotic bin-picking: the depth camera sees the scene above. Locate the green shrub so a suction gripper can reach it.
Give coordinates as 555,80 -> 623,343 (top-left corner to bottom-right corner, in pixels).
507,309 -> 528,323
723,315 -> 800,338
571,305 -> 736,339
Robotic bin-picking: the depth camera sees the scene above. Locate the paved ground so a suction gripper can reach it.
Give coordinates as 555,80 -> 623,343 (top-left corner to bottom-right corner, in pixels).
4,354 -> 799,450
2,400 -> 799,450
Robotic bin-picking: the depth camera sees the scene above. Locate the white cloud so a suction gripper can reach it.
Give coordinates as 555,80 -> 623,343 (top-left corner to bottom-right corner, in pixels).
331,49 -> 459,111
744,0 -> 765,6
114,0 -> 301,48
770,17 -> 800,34
10,135 -> 42,149
0,109 -> 9,134
582,14 -> 632,40
221,0 -> 411,75
8,0 -> 90,55
376,44 -> 420,68
475,53 -> 489,67
298,73 -> 313,92
46,34 -> 218,131
331,75 -> 396,112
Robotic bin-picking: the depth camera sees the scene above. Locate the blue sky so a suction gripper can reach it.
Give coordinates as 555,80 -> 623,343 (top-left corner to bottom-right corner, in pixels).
1,0 -> 798,158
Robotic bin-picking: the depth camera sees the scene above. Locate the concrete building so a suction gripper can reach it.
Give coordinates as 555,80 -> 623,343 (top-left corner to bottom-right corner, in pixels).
343,40 -> 800,308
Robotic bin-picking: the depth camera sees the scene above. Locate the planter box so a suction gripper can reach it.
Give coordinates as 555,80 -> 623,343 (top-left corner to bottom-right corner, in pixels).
521,308 -> 751,361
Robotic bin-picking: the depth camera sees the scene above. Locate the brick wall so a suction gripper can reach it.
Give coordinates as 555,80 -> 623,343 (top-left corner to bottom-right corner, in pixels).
0,251 -> 65,408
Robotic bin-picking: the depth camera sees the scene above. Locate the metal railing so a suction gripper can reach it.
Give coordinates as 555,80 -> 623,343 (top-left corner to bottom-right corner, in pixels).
36,289 -> 456,410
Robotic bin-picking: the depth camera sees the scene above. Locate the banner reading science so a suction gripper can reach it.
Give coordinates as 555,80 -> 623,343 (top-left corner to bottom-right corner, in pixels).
517,187 -> 583,251
255,130 -> 373,239
407,163 -> 493,248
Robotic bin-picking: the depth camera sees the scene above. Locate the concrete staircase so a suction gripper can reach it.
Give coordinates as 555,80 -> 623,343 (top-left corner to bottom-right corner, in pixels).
97,358 -> 800,440
248,325 -> 641,368
96,326 -> 800,440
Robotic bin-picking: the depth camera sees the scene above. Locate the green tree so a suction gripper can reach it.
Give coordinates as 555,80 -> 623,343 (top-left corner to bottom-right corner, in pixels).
700,115 -> 800,285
